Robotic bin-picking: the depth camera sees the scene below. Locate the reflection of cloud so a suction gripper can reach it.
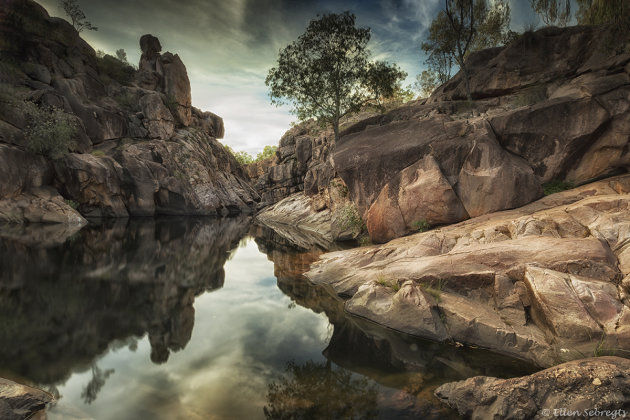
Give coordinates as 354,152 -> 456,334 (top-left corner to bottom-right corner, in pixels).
49,239 -> 331,420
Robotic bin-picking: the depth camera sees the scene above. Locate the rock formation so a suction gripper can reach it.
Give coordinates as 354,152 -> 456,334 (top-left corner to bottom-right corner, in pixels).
256,25 -> 630,244
0,377 -> 53,420
0,0 -> 258,223
306,175 -> 630,367
435,356 -> 630,419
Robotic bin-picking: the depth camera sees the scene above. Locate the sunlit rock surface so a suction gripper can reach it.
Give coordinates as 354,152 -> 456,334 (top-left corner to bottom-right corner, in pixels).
306,175 -> 630,367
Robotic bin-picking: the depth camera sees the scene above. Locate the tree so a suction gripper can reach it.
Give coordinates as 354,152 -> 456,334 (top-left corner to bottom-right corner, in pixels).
256,145 -> 277,162
59,0 -> 97,32
415,70 -> 439,97
577,0 -> 629,53
266,12 -> 407,141
529,0 -> 571,27
115,48 -> 128,64
423,0 -> 510,102
263,360 -> 378,420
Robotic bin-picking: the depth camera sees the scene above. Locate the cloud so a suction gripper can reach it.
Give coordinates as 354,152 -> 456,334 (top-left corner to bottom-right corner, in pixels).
35,0 -> 486,153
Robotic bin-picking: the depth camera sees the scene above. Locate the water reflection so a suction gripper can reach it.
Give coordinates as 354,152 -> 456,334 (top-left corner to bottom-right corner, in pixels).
254,223 -> 536,419
264,360 -> 379,420
0,219 -> 536,419
0,217 -> 249,386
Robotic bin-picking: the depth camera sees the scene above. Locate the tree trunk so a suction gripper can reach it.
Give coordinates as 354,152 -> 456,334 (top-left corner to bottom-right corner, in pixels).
462,63 -> 472,102
333,118 -> 340,142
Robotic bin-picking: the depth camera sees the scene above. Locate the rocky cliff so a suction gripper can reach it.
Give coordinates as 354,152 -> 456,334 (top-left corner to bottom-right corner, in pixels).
257,25 -> 630,245
0,0 -> 258,223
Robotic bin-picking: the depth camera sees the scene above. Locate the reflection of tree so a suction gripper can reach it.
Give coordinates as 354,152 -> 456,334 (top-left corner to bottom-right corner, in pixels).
81,364 -> 115,404
263,360 -> 379,420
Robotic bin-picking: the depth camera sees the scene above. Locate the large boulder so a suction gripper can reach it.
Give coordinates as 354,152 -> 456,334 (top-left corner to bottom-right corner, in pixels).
435,357 -> 630,420
306,175 -> 630,367
336,116 -> 542,243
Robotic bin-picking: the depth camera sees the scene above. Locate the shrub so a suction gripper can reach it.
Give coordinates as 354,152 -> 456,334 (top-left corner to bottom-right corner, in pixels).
96,54 -> 135,85
413,219 -> 430,232
422,279 -> 444,302
22,101 -> 77,159
255,145 -> 277,162
543,180 -> 574,195
376,274 -> 400,291
91,150 -> 105,157
338,203 -> 364,233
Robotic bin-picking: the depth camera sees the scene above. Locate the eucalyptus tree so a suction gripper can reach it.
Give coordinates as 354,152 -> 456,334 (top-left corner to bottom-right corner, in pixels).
266,12 -> 406,141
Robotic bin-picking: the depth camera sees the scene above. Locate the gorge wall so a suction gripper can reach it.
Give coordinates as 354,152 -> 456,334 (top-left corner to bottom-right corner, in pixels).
257,25 -> 630,245
0,0 -> 258,224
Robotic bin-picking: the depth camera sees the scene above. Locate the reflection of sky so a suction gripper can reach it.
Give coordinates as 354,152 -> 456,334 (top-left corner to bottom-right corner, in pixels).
49,238 -> 331,420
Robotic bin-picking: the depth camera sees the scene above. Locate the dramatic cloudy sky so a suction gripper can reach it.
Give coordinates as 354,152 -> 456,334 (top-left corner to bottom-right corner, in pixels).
38,0 -> 538,155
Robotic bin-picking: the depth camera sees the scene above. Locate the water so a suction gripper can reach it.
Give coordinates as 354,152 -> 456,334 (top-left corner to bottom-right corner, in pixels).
0,218 -> 536,419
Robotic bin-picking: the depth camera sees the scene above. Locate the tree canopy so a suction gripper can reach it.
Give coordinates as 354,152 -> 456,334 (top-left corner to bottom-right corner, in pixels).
59,0 -> 97,32
529,0 -> 571,27
421,0 -> 510,101
266,11 -> 406,140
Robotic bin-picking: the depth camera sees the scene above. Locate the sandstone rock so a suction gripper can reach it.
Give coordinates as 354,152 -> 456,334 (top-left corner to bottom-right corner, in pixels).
192,107 -> 224,139
306,175 -> 630,366
0,186 -> 87,225
524,267 -> 607,340
256,193 -> 333,247
0,377 -> 53,420
346,280 -> 449,341
140,93 -> 174,140
161,52 -> 192,126
435,357 -> 630,420
53,153 -> 128,218
335,116 -> 542,243
489,97 -> 611,183
366,155 -> 468,243
0,144 -> 51,198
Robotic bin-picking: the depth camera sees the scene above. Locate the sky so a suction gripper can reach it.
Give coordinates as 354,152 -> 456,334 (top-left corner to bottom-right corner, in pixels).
38,0 -> 540,156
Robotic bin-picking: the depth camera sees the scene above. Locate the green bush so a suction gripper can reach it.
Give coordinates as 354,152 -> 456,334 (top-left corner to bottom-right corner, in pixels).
338,203 -> 364,233
543,180 -> 574,195
412,219 -> 430,232
22,101 -> 77,159
96,54 -> 135,85
256,145 -> 277,161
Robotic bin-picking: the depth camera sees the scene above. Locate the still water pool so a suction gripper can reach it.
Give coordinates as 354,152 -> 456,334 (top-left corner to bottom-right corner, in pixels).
0,218 -> 535,419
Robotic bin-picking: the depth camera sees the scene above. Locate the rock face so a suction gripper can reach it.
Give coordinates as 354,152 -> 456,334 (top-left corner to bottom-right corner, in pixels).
306,175 -> 630,367
435,357 -> 630,419
138,34 -> 192,126
253,121 -> 336,207
309,25 -> 630,243
0,0 -> 255,223
0,377 -> 53,420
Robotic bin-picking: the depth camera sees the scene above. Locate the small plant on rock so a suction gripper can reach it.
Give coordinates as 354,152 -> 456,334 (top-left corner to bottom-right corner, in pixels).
543,180 -> 574,196
22,101 -> 77,159
413,219 -> 430,232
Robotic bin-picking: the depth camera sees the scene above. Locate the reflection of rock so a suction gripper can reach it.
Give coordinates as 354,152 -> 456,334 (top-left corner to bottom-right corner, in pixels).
254,225 -> 536,418
0,217 -> 250,385
263,360 -> 379,420
0,377 -> 53,420
0,222 -> 83,247
436,356 -> 630,419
